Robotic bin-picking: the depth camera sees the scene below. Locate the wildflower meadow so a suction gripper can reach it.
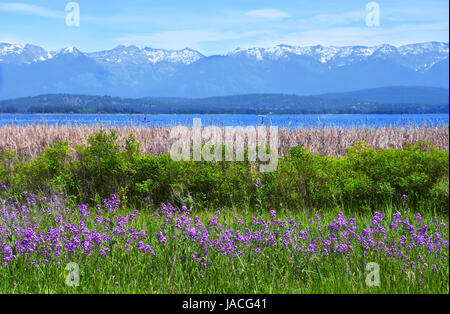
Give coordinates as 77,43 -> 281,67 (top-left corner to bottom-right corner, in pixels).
0,130 -> 448,294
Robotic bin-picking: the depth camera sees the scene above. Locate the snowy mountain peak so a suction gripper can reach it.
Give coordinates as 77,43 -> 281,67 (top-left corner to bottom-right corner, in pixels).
63,46 -> 75,53
226,42 -> 449,69
0,42 -> 49,64
0,42 -> 25,52
398,41 -> 449,55
87,45 -> 204,65
54,46 -> 83,56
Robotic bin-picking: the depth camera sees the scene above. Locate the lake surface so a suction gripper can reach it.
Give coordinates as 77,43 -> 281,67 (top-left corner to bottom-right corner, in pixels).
0,114 -> 448,128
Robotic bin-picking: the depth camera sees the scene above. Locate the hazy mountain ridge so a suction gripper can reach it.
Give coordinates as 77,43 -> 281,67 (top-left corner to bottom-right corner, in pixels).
1,86 -> 448,114
0,41 -> 448,99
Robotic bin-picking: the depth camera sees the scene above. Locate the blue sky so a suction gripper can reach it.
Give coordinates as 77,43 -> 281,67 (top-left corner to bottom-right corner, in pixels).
0,0 -> 448,55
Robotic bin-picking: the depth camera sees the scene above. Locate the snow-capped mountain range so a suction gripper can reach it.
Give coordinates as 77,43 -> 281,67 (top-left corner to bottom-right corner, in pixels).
87,45 -> 203,65
2,41 -> 448,69
0,41 -> 448,99
228,42 -> 449,71
0,42 -> 204,65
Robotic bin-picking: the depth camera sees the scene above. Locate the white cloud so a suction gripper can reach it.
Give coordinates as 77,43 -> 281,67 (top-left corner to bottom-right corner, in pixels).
0,2 -> 63,19
247,9 -> 290,20
382,5 -> 449,23
117,29 -> 265,51
296,11 -> 366,28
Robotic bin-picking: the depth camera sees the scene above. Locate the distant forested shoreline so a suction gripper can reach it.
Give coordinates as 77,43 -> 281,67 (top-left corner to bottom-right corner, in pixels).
0,86 -> 448,114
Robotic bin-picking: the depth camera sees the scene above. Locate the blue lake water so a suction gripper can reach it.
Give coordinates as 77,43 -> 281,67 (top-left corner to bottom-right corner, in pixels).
0,113 -> 448,128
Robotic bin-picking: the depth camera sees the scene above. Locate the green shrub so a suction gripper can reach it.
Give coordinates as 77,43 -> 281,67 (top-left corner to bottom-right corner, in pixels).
0,132 -> 448,213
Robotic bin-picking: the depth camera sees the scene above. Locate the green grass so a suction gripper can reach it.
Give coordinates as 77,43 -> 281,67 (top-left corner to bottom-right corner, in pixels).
1,204 -> 448,294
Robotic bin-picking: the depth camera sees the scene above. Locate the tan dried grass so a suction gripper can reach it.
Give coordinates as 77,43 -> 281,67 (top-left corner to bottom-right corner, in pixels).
0,123 -> 448,159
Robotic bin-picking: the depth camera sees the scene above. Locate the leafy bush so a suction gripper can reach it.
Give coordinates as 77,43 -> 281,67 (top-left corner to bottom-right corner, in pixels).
0,131 -> 448,213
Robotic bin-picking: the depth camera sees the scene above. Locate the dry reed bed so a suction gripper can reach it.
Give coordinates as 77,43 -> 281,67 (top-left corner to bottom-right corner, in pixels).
0,124 -> 448,159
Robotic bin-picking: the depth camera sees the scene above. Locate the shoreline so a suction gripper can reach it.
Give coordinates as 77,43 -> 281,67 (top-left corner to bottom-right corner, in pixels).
1,112 -> 449,116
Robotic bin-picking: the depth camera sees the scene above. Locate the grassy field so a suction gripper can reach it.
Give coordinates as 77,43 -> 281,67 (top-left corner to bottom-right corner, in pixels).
0,192 -> 448,294
0,127 -> 448,294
